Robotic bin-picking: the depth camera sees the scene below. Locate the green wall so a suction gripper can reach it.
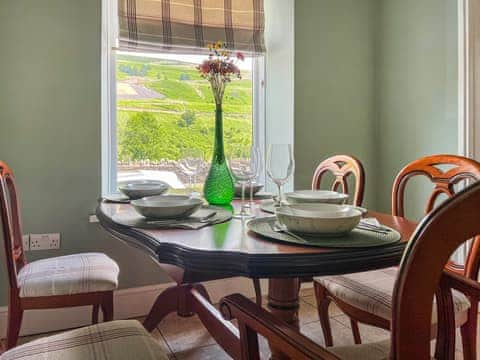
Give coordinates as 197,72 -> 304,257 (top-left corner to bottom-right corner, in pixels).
0,0 -> 169,307
295,0 -> 458,220
295,0 -> 378,208
376,0 -> 458,219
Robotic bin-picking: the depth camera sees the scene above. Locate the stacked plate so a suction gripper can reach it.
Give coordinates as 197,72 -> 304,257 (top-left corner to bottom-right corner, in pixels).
275,203 -> 362,236
285,190 -> 348,205
118,180 -> 170,200
116,180 -> 207,221
277,190 -> 364,235
260,190 -> 364,214
131,195 -> 203,220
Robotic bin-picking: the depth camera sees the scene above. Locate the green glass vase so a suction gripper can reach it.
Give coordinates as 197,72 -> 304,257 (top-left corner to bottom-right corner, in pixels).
203,104 -> 235,205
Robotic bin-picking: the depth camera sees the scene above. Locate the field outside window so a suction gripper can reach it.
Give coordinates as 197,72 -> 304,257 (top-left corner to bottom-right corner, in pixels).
115,51 -> 257,192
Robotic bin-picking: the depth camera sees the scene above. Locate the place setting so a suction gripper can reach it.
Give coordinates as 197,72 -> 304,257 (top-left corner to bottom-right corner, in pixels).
111,194 -> 232,230
243,145 -> 400,248
107,176 -> 232,230
248,202 -> 400,248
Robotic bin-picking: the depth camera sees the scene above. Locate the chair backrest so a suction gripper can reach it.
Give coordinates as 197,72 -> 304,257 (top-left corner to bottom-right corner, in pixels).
391,154 -> 480,280
392,181 -> 480,359
0,161 -> 26,291
311,155 -> 365,206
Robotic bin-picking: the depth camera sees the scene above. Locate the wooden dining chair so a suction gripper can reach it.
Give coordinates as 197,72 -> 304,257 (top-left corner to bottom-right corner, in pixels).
0,161 -> 120,349
251,155 -> 366,306
313,154 -> 480,358
311,154 -> 365,207
221,181 -> 480,359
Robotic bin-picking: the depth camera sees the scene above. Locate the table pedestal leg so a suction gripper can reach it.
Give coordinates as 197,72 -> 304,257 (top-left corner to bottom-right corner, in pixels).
267,278 -> 301,360
143,283 -> 241,359
143,284 -> 210,331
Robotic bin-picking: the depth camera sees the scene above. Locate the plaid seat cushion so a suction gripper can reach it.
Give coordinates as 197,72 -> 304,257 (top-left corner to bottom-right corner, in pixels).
0,320 -> 168,360
17,253 -> 119,298
330,339 -> 437,359
330,339 -> 390,360
314,267 -> 470,324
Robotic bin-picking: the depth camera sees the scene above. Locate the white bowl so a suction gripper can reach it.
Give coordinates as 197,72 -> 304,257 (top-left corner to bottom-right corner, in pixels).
275,204 -> 362,235
131,195 -> 203,219
119,180 -> 169,199
285,190 -> 349,205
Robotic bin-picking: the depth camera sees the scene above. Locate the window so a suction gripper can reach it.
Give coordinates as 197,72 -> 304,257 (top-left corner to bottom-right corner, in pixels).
102,1 -> 265,195
114,52 -> 264,193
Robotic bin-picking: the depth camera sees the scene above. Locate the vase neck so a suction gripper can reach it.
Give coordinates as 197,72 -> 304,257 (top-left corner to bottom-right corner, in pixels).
213,104 -> 224,160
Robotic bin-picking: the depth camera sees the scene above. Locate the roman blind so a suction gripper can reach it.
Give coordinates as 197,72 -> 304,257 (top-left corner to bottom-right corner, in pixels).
118,0 -> 265,54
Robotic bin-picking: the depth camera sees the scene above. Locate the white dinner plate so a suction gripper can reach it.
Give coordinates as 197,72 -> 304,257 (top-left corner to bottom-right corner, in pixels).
275,203 -> 362,235
285,190 -> 348,204
118,180 -> 169,199
131,195 -> 203,219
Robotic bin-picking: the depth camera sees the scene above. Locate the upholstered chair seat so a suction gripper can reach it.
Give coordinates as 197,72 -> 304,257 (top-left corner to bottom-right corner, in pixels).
315,267 -> 470,326
0,320 -> 168,360
17,253 -> 119,298
330,339 -> 442,360
330,339 -> 390,359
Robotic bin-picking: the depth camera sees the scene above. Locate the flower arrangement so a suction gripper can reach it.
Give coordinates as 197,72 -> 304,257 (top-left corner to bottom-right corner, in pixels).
197,41 -> 244,105
198,42 -> 244,205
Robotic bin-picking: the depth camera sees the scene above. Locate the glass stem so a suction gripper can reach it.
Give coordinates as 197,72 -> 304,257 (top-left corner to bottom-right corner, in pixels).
250,181 -> 254,203
276,183 -> 283,206
241,182 -> 247,215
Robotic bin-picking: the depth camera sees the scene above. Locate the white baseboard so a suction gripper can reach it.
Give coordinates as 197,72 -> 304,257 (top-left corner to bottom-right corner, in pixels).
0,277 -> 293,338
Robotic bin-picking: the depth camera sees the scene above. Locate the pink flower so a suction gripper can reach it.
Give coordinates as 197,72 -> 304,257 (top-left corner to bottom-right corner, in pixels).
197,42 -> 243,104
228,63 -> 240,74
198,61 -> 210,74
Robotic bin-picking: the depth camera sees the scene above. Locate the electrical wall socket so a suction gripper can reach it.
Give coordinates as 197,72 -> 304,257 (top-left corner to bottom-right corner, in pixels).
30,233 -> 60,250
22,234 -> 30,250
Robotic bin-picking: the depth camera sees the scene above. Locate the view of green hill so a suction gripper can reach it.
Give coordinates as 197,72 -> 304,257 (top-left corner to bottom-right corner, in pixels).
116,54 -> 253,162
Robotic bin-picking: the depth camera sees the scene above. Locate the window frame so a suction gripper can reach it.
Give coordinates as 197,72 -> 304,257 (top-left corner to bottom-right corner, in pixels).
101,0 -> 118,196
101,0 -> 266,196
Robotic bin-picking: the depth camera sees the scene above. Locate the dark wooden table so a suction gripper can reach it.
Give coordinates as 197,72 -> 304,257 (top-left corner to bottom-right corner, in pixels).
97,201 -> 417,359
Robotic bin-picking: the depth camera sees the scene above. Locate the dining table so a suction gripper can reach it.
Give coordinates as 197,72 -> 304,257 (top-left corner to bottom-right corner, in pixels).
96,199 -> 417,360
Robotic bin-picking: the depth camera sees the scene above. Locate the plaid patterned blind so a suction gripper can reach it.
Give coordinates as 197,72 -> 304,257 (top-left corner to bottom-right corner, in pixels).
118,0 -> 265,54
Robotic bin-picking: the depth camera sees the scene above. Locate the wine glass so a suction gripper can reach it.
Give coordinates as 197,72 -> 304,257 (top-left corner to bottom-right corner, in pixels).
180,149 -> 203,196
266,144 -> 294,206
229,145 -> 259,219
245,146 -> 262,209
